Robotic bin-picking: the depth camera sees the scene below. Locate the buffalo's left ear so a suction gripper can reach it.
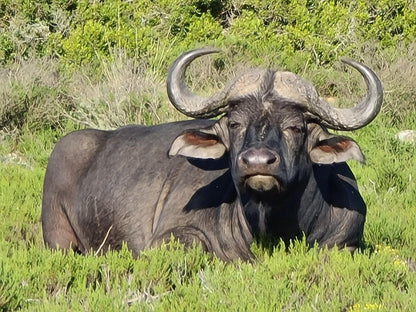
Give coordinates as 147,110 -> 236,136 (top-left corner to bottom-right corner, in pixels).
308,124 -> 365,164
169,118 -> 229,159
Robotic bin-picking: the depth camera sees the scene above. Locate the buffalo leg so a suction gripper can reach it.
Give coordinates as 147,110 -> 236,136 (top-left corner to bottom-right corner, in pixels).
42,203 -> 80,252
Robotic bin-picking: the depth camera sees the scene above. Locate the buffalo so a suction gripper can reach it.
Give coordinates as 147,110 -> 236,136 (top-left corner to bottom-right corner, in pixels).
42,48 -> 383,261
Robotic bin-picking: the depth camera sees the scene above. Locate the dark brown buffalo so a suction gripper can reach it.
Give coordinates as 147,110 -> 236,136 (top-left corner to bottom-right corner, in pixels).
42,48 -> 383,261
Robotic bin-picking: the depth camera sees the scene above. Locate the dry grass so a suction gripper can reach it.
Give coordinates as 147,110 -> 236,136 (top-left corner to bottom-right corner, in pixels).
0,56 -> 66,132
372,44 -> 416,121
66,52 -> 168,129
305,43 -> 416,124
0,44 -> 414,136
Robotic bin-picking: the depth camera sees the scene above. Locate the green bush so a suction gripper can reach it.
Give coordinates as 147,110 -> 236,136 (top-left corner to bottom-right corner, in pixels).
1,0 -> 415,72
0,0 -> 415,132
0,58 -> 72,132
222,0 -> 416,70
56,0 -> 224,72
0,0 -> 76,63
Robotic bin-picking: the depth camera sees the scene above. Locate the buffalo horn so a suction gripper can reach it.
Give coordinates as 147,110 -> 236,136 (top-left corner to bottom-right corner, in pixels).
308,58 -> 383,130
168,49 -> 383,129
167,48 -> 231,119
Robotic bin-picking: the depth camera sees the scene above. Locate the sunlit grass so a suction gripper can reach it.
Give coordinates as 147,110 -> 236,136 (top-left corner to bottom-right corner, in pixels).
1,108 -> 415,310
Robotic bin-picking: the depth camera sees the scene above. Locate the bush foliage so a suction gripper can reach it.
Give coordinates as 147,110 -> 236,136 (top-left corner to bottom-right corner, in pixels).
1,0 -> 415,72
0,0 -> 415,133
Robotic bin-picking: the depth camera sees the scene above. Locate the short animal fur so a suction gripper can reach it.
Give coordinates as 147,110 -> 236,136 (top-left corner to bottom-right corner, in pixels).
42,48 -> 383,261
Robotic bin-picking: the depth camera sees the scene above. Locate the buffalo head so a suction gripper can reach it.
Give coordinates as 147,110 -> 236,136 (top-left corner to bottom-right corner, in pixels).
168,48 -> 383,201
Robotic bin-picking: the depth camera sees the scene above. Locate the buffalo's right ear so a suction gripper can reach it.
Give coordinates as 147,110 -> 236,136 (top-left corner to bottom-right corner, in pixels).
308,123 -> 365,164
169,119 -> 229,159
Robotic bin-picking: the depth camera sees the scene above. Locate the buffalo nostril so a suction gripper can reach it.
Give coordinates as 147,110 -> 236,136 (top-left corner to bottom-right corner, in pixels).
241,148 -> 277,166
266,154 -> 277,164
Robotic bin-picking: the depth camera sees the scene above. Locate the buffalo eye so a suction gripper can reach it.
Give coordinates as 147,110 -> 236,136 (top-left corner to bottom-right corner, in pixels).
287,126 -> 304,135
229,121 -> 241,130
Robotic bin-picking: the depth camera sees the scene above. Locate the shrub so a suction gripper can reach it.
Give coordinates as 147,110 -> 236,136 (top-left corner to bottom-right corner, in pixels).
0,0 -> 415,132
1,0 -> 415,73
0,57 -> 72,133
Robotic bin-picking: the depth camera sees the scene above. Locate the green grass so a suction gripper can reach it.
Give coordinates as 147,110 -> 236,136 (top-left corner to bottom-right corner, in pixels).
0,110 -> 415,311
348,114 -> 416,259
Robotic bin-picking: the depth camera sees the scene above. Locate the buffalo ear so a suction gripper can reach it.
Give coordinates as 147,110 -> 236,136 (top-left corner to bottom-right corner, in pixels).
169,130 -> 226,159
169,120 -> 229,159
308,124 -> 365,164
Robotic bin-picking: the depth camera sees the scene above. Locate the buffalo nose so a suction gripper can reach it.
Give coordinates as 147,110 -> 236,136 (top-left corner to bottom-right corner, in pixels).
241,148 -> 277,166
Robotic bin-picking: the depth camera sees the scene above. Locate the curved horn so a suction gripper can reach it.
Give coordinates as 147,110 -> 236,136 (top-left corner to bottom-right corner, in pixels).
309,58 -> 383,130
167,48 -> 232,119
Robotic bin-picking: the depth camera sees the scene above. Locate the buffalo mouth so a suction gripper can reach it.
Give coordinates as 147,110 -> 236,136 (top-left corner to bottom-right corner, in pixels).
244,174 -> 283,192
